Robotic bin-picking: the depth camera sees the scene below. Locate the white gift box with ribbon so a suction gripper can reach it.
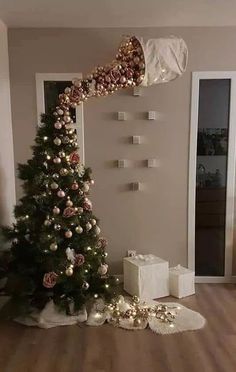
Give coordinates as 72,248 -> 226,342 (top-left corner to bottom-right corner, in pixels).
123,254 -> 169,300
169,265 -> 195,299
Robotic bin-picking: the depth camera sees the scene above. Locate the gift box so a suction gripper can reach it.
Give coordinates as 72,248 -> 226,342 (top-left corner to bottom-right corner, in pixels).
123,254 -> 169,300
169,265 -> 195,298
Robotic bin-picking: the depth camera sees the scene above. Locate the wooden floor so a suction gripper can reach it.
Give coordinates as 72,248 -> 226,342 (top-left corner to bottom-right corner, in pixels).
0,284 -> 236,372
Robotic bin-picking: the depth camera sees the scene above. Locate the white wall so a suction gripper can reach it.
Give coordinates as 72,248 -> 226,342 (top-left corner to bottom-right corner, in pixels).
0,20 -> 15,226
7,27 -> 236,273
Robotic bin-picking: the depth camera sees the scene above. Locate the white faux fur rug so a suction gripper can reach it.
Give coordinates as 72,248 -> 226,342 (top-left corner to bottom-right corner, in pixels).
87,298 -> 206,334
15,297 -> 206,334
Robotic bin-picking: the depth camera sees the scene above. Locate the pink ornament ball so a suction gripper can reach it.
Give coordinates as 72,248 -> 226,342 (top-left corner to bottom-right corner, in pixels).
98,264 -> 108,276
54,122 -> 62,129
71,182 -> 79,190
57,190 -> 65,198
65,230 -> 73,238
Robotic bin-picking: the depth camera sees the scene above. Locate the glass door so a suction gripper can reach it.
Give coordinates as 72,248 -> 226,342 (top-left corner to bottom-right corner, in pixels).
188,72 -> 236,280
196,79 -> 230,276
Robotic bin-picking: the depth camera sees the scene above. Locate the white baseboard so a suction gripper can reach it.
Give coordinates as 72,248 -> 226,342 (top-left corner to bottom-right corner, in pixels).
195,276 -> 236,283
115,274 -> 236,284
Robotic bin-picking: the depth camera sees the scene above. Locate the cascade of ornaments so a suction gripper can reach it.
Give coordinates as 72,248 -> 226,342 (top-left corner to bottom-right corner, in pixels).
58,36 -> 144,108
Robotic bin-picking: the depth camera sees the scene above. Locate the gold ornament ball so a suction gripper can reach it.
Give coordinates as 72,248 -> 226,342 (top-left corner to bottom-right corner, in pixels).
51,182 -> 58,190
44,219 -> 51,226
91,218 -> 96,226
54,137 -> 62,146
60,168 -> 68,176
113,310 -> 120,317
66,200 -> 73,207
83,183 -> 90,192
133,295 -> 140,304
86,222 -> 92,231
65,267 -> 74,276
50,242 -> 58,251
59,151 -> 65,158
75,225 -> 83,234
133,318 -> 142,327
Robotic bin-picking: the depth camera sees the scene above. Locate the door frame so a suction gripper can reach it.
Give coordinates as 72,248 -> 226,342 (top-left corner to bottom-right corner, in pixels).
188,71 -> 236,283
35,73 -> 85,164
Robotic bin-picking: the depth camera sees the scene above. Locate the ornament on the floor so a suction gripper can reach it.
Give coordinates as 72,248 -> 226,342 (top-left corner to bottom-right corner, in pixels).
86,296 -> 206,334
107,296 -> 175,328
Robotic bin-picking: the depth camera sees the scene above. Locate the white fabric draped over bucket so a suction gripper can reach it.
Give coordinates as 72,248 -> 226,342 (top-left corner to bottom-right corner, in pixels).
137,36 -> 188,86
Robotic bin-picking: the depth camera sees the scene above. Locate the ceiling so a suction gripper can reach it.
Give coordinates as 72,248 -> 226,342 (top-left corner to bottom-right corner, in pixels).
0,0 -> 236,28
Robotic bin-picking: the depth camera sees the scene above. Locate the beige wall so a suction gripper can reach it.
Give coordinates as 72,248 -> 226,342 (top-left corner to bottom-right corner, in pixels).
0,21 -> 15,227
8,27 -> 236,273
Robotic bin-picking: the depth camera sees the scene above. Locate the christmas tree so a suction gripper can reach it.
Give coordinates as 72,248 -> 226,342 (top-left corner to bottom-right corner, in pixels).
0,36 -> 145,315
1,108 -> 118,314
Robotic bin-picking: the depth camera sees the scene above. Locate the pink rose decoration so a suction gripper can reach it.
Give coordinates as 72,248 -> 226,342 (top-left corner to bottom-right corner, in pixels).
83,199 -> 92,211
69,151 -> 80,164
74,254 -> 85,267
43,272 -> 58,288
96,237 -> 108,249
63,207 -> 76,218
110,68 -> 121,82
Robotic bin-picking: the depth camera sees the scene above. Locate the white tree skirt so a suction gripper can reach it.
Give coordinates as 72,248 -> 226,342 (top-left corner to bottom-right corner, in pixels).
15,297 -> 206,334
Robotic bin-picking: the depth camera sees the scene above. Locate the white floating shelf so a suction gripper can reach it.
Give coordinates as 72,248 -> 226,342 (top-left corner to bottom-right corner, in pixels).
117,159 -> 127,168
117,112 -> 127,121
133,87 -> 142,96
130,182 -> 141,191
132,135 -> 141,145
147,111 -> 156,120
147,158 -> 160,168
